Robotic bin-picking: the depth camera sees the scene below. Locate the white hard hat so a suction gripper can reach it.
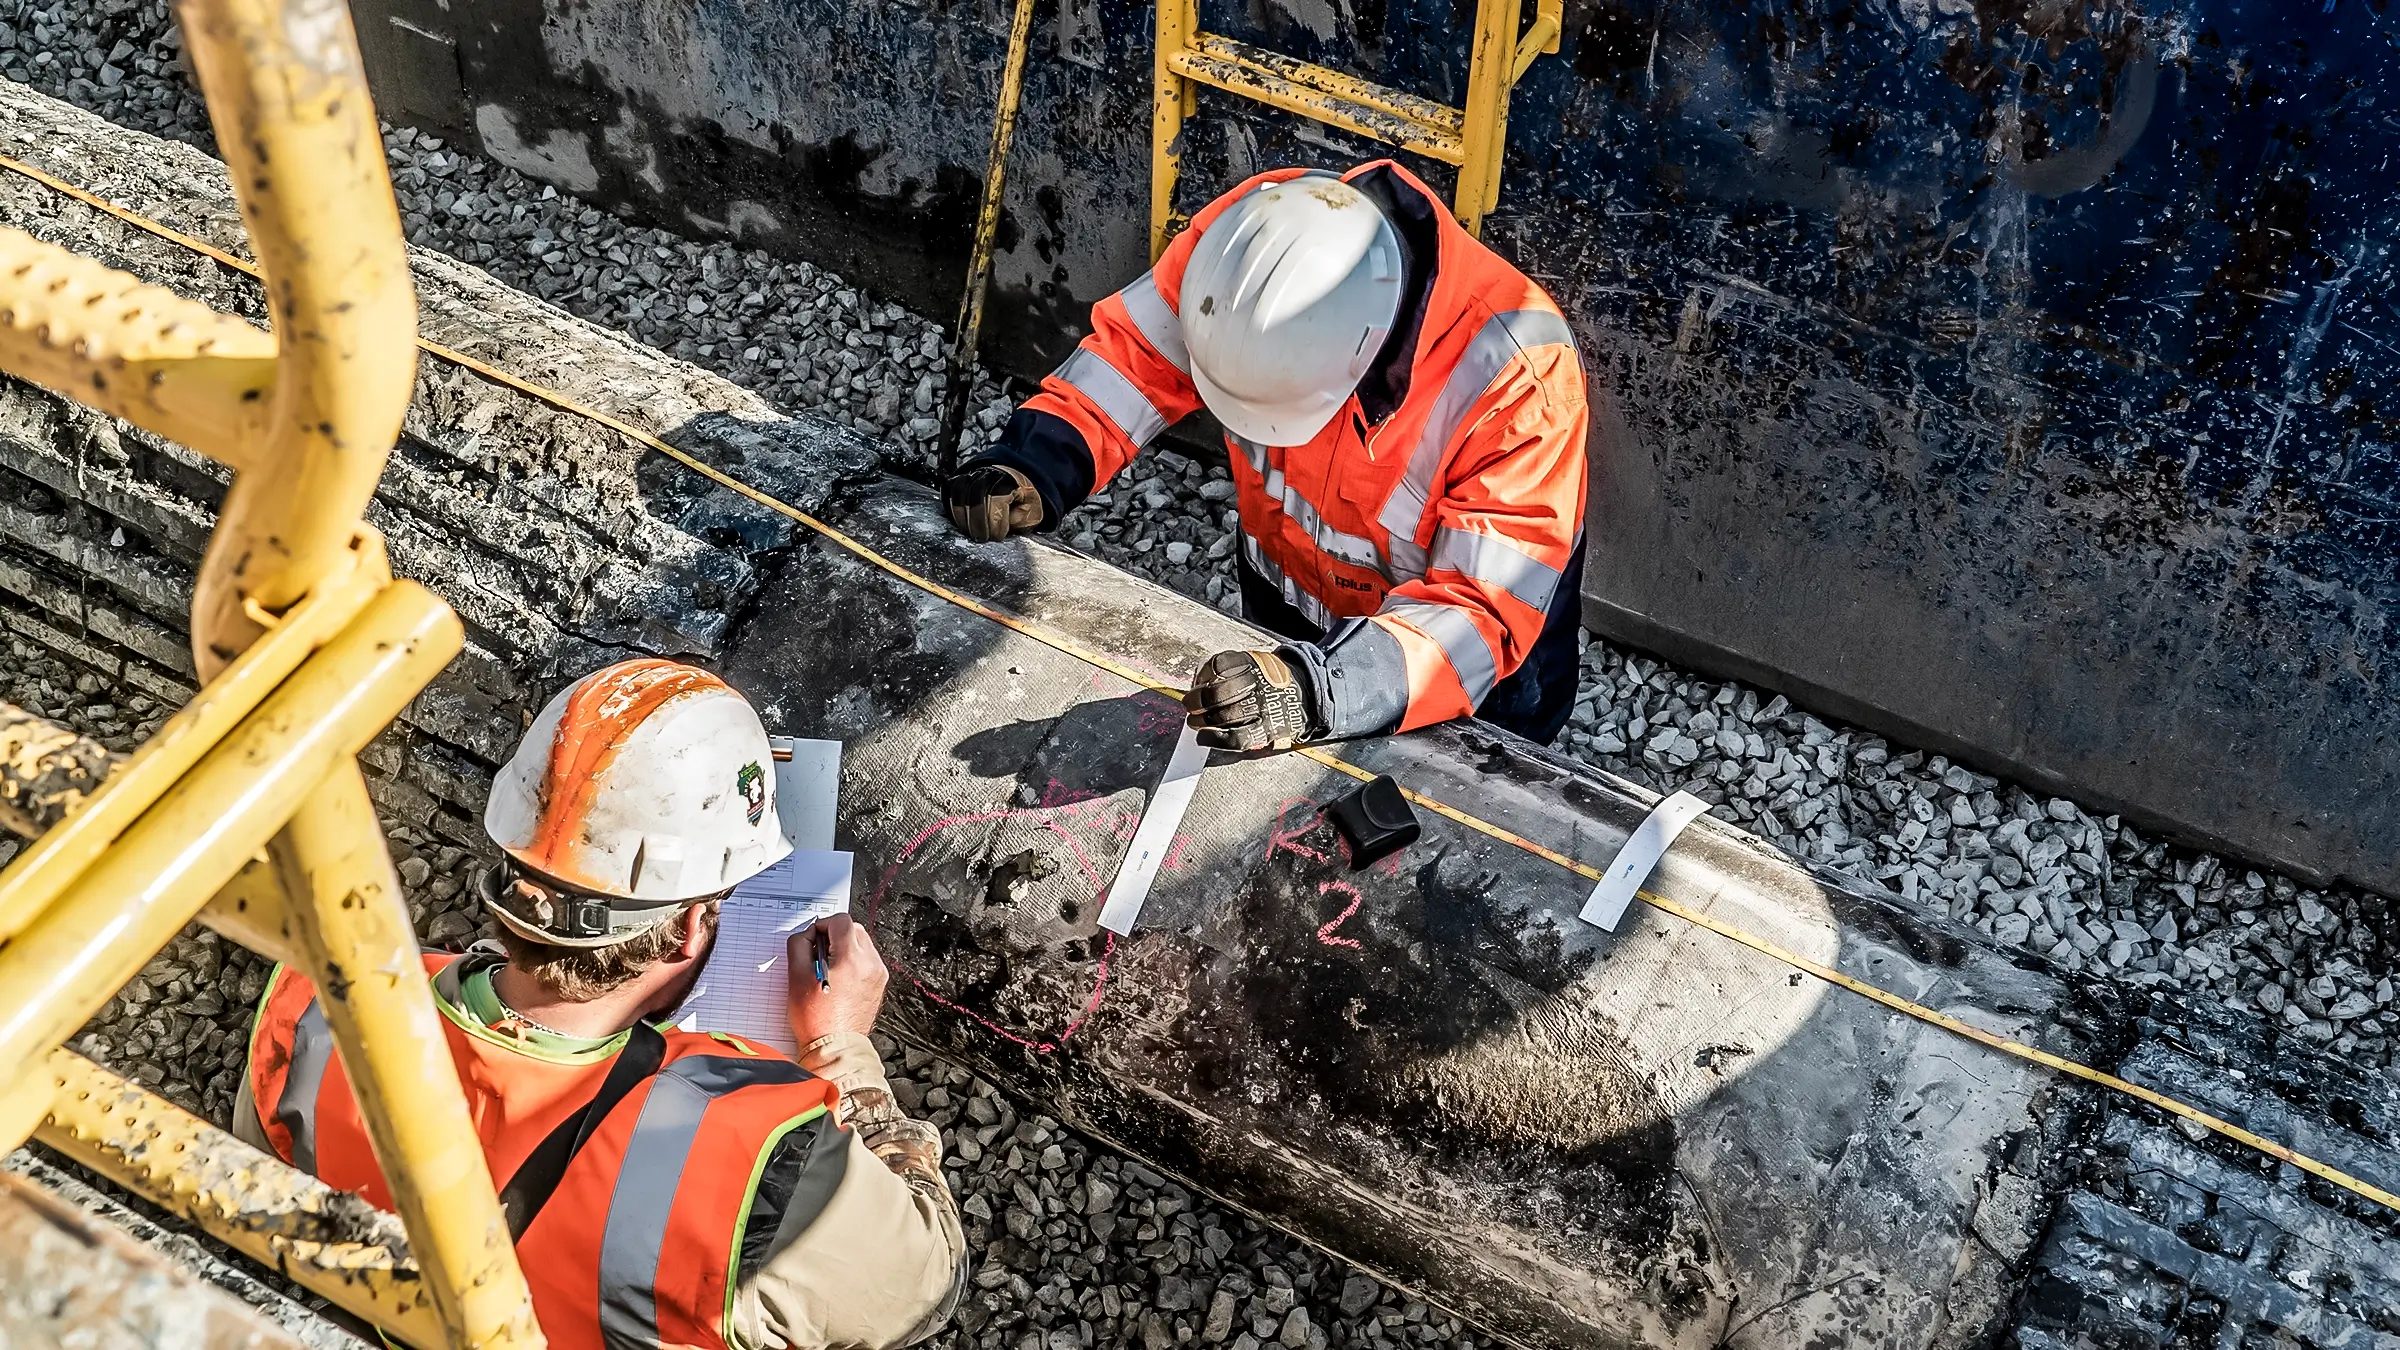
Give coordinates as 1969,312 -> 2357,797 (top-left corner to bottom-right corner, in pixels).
482,659 -> 791,943
1180,176 -> 1404,447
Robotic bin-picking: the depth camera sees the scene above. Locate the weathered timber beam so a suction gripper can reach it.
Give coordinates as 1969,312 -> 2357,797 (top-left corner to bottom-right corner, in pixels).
0,82 -> 2101,1349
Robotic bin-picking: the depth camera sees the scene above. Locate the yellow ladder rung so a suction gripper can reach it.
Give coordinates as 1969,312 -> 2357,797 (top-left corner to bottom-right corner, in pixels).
1171,32 -> 1465,164
1150,0 -> 1559,253
1512,3 -> 1561,82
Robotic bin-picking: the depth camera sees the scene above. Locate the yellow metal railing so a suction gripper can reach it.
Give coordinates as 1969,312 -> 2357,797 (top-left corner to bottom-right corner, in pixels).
1150,0 -> 1560,255
0,1 -> 542,1347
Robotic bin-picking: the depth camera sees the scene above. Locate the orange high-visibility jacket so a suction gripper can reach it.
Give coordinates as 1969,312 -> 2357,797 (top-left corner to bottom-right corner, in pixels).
1018,161 -> 1588,732
247,954 -> 841,1350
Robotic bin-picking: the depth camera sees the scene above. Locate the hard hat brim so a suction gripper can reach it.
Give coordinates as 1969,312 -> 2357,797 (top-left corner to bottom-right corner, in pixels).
491,833 -> 790,908
1192,360 -> 1352,449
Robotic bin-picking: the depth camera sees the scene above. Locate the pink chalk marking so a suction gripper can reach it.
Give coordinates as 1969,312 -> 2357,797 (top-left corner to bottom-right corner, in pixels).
1134,701 -> 1188,738
1263,796 -> 1330,865
1315,880 -> 1364,949
1161,832 -> 1193,872
899,933 -> 1117,1056
1040,777 -> 1109,809
867,808 -> 1116,1053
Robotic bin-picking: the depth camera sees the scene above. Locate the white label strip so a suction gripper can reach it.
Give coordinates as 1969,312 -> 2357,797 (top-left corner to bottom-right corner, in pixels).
1097,724 -> 1210,935
1578,789 -> 1715,932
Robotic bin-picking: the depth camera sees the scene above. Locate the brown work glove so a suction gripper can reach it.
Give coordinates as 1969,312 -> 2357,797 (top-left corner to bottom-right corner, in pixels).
1184,649 -> 1321,752
944,463 -> 1044,542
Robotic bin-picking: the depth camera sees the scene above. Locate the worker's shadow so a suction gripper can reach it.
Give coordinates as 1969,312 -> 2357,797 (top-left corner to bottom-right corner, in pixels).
951,689 -> 1189,807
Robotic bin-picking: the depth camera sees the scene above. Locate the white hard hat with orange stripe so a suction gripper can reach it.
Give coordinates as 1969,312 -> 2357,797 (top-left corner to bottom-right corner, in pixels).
481,659 -> 791,946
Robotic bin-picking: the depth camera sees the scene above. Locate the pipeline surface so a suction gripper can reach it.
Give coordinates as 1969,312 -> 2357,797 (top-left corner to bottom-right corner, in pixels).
718,481 -> 2087,1349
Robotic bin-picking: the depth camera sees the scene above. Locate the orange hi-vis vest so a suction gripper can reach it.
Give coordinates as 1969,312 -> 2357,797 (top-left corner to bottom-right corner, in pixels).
1024,160 -> 1588,731
247,954 -> 842,1350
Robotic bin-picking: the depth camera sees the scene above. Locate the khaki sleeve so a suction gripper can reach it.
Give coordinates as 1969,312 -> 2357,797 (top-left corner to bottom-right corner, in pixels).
731,1033 -> 966,1350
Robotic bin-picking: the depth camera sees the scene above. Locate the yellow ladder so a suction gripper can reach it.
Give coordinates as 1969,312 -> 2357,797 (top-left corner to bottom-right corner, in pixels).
0,1 -> 541,1346
1149,0 -> 1561,257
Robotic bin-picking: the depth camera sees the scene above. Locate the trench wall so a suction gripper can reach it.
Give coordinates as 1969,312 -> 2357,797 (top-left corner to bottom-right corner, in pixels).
350,0 -> 2400,898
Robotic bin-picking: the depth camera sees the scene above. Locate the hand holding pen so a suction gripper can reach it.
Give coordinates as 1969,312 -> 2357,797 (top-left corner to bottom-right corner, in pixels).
786,914 -> 887,1044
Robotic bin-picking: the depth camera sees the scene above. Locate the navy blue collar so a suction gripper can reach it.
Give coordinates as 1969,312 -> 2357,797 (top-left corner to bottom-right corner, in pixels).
1348,165 -> 1442,426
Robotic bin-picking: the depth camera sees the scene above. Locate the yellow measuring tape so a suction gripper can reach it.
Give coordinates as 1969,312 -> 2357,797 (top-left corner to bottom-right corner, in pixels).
8,150 -> 2392,1214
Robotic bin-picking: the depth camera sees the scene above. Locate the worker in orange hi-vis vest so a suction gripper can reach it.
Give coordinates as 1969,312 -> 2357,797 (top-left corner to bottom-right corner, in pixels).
236,659 -> 966,1350
943,161 -> 1588,751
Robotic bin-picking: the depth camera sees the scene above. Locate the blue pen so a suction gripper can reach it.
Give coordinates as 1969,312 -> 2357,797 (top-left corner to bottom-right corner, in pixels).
811,924 -> 831,992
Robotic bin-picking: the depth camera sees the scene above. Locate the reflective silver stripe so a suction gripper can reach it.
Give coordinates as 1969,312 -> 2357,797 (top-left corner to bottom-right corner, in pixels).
1234,435 -> 1387,579
276,999 -> 334,1176
598,1075 -> 701,1350
1374,309 -> 1578,562
1262,466 -> 1384,575
1379,600 -> 1501,703
597,1055 -> 811,1350
1231,433 -> 1267,476
1430,527 -> 1564,612
1054,348 -> 1169,447
1241,533 -> 1334,629
1119,270 -> 1190,374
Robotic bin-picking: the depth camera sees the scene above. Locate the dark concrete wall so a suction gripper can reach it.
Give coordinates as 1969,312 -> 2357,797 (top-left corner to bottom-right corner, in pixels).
348,0 -> 2400,897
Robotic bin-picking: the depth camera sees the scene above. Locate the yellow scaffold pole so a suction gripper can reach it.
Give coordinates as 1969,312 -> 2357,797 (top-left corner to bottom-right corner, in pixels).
0,1 -> 544,1345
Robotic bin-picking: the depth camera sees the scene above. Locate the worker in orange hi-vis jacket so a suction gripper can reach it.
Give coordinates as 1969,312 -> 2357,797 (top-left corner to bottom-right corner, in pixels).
942,161 -> 1589,751
238,659 -> 965,1350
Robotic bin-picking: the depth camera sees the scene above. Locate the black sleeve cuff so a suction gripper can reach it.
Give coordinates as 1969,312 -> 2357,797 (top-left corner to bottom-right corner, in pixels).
1279,618 -> 1411,741
967,409 -> 1099,531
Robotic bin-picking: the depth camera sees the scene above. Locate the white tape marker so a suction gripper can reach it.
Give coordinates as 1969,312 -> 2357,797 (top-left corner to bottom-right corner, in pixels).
1579,789 -> 1715,931
1097,724 -> 1210,935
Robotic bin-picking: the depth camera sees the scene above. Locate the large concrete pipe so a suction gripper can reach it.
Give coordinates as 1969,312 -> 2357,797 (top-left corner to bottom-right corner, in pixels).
716,481 -> 2089,1349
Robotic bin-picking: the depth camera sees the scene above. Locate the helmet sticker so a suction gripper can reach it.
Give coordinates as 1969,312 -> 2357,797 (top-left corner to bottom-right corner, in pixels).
738,761 -> 768,826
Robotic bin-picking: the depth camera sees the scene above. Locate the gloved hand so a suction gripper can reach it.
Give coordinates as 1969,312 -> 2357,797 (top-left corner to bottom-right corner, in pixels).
1184,649 -> 1321,752
944,463 -> 1044,542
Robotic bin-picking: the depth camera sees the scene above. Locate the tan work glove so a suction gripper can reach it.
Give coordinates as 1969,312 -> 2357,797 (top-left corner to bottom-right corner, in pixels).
944,463 -> 1044,542
1184,649 -> 1321,752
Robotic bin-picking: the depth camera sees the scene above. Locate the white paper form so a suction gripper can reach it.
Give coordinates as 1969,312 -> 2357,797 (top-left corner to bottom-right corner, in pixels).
1097,724 -> 1209,935
1578,790 -> 1714,932
673,847 -> 852,1055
